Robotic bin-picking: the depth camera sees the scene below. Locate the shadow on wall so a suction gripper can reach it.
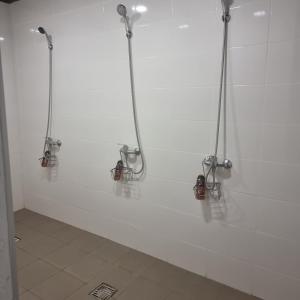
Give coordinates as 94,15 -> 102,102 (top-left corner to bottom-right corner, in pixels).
113,180 -> 141,199
40,158 -> 60,182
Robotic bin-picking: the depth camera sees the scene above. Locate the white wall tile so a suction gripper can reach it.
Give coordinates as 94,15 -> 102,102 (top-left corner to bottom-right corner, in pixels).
223,159 -> 259,195
227,85 -> 264,124
269,0 -> 300,42
172,0 -> 217,18
229,44 -> 268,85
256,197 -> 300,242
253,266 -> 300,300
230,0 -> 270,46
257,162 -> 300,204
261,124 -> 300,164
266,39 -> 300,84
226,122 -> 262,160
253,232 -> 300,278
205,250 -> 254,293
218,191 -> 259,231
263,84 -> 300,124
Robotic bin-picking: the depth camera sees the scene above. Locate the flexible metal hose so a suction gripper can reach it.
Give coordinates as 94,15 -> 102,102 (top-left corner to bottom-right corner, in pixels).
43,46 -> 53,155
206,12 -> 229,191
126,35 -> 145,175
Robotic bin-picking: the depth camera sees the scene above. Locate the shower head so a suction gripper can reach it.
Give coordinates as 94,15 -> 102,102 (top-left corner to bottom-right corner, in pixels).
116,4 -> 132,38
38,26 -> 46,34
38,26 -> 53,50
221,0 -> 233,13
117,4 -> 127,17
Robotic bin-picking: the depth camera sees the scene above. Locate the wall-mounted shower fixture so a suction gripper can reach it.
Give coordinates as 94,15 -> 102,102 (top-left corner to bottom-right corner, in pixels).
37,27 -> 62,168
111,4 -> 145,181
111,144 -> 141,182
194,0 -> 233,200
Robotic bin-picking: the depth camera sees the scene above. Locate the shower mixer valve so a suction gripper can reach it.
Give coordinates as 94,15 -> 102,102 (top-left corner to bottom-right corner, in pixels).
40,137 -> 62,168
111,144 -> 141,182
119,144 -> 140,156
193,155 -> 232,200
203,155 -> 232,170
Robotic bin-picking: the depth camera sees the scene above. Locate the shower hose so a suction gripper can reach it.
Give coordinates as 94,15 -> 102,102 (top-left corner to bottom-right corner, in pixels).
204,11 -> 230,192
42,45 -> 53,156
126,33 -> 145,175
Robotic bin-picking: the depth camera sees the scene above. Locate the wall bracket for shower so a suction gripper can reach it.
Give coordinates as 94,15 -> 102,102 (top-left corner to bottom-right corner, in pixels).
39,137 -> 62,167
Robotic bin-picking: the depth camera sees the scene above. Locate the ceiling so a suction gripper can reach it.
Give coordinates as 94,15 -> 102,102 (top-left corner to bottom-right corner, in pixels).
0,0 -> 19,3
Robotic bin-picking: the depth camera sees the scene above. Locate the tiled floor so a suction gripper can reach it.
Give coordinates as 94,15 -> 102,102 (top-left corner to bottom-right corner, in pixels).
15,209 -> 261,300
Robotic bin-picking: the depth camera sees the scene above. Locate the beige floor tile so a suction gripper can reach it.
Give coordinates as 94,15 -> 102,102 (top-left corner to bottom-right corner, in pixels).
89,240 -> 130,263
14,211 -> 262,300
18,212 -> 52,229
15,223 -> 45,245
44,244 -> 88,269
16,248 -> 37,270
31,271 -> 84,300
65,282 -> 117,300
118,277 -> 171,300
65,254 -> 106,282
18,234 -> 65,258
66,265 -> 133,300
15,209 -> 38,223
68,232 -> 108,254
34,219 -> 68,236
18,260 -> 59,289
19,285 -> 27,295
181,271 -> 222,299
116,249 -> 156,275
141,260 -> 190,292
92,263 -> 134,292
164,292 -> 197,300
20,291 -> 41,300
48,225 -> 86,243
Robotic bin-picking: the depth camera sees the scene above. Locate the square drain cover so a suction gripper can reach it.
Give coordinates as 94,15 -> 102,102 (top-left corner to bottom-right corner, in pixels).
89,282 -> 117,299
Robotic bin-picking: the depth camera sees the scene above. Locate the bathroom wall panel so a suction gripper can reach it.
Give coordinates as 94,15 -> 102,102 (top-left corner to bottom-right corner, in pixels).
253,266 -> 300,300
229,0 -> 270,47
8,0 -> 300,297
269,0 -> 300,42
205,250 -> 254,293
256,197 -> 300,242
263,84 -> 300,124
266,39 -> 300,84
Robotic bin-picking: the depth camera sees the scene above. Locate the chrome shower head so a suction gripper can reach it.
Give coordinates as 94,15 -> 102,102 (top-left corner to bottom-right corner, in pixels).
38,26 -> 53,50
116,4 -> 132,38
221,0 -> 233,13
38,26 -> 46,34
117,4 -> 127,17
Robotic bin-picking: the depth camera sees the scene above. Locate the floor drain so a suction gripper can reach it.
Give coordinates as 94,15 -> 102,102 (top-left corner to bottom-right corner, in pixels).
14,236 -> 21,243
89,282 -> 117,299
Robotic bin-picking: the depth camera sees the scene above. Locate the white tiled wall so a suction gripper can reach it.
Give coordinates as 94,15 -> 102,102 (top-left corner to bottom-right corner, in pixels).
5,0 -> 300,298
